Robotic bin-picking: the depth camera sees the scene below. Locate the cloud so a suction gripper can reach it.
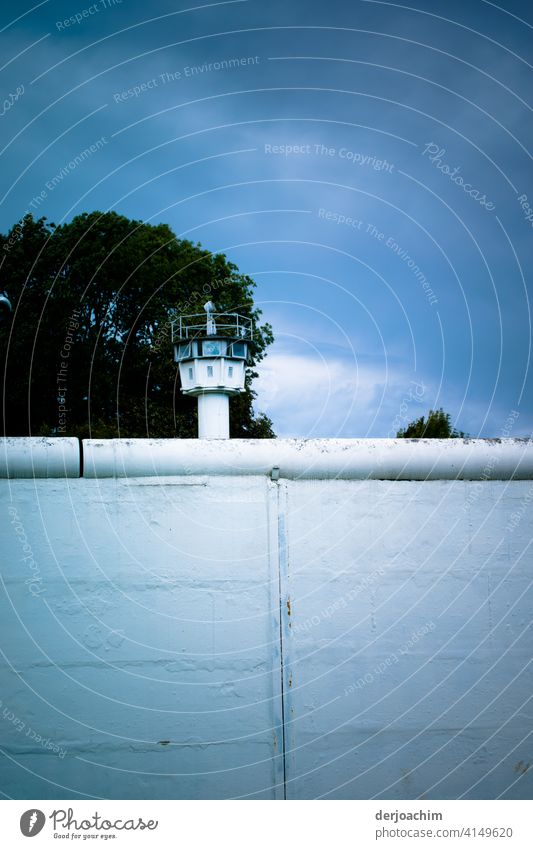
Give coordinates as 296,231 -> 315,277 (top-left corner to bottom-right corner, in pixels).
253,350 -> 430,437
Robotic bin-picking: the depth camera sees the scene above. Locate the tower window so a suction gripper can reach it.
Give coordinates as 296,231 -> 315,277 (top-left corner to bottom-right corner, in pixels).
207,365 -> 213,377
177,343 -> 191,360
202,340 -> 223,356
228,366 -> 233,377
188,367 -> 193,379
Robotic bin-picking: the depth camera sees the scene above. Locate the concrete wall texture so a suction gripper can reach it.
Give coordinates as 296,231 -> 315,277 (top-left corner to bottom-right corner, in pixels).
0,438 -> 532,800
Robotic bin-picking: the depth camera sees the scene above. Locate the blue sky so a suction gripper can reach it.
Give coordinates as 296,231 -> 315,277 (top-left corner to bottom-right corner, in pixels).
1,0 -> 532,437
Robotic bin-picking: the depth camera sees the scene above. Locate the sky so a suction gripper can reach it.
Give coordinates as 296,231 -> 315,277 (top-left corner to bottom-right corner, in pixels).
1,0 -> 532,438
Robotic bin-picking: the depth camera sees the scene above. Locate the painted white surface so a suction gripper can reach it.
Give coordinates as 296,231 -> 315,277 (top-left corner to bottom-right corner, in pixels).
280,478 -> 533,800
0,475 -> 283,800
178,357 -> 245,395
83,438 -> 533,480
0,439 -> 532,800
0,438 -> 79,478
197,394 -> 230,439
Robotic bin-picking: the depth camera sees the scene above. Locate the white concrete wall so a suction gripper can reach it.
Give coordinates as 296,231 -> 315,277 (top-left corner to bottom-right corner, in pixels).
280,478 -> 533,800
0,439 -> 532,800
0,475 -> 283,800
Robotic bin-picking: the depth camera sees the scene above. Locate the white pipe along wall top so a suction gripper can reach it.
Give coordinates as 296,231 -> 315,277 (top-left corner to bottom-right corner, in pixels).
1,437 -> 533,479
0,437 -> 80,478
83,437 -> 532,480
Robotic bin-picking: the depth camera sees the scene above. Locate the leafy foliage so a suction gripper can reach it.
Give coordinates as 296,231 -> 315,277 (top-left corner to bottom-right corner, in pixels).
396,408 -> 466,438
0,212 -> 274,438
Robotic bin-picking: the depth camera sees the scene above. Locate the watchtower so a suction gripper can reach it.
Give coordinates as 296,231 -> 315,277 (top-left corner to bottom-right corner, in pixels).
172,302 -> 253,438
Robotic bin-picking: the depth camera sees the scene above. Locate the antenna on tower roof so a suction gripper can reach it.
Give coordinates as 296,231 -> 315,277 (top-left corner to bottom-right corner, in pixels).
204,301 -> 216,336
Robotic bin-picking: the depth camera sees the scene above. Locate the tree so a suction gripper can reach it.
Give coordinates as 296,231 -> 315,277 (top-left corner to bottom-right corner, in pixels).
396,408 -> 466,438
0,211 -> 274,438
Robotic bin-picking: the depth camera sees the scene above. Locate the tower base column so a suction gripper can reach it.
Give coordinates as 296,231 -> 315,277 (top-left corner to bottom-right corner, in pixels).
197,393 -> 230,439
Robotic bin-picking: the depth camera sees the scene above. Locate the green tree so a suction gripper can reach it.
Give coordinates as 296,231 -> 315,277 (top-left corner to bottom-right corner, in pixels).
397,408 -> 466,438
0,211 -> 274,438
